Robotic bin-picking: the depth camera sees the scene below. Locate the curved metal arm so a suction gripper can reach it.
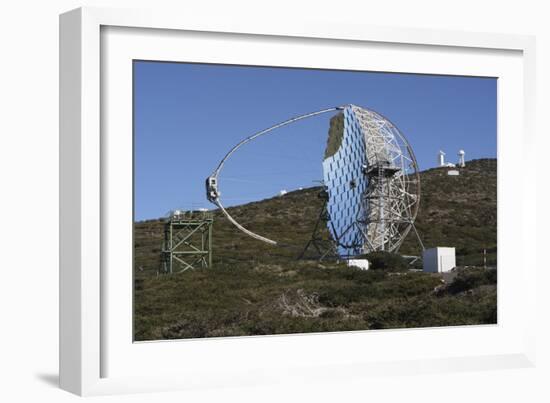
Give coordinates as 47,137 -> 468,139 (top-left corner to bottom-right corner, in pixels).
206,106 -> 345,245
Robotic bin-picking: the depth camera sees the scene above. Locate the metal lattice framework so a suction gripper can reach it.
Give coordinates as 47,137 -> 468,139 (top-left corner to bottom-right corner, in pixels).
322,105 -> 421,256
298,186 -> 340,261
161,210 -> 213,273
206,104 -> 421,258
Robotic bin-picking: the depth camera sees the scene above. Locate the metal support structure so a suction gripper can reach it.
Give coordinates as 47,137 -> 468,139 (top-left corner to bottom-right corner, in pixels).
299,187 -> 339,261
349,106 -> 421,254
205,104 -> 421,259
161,210 -> 213,273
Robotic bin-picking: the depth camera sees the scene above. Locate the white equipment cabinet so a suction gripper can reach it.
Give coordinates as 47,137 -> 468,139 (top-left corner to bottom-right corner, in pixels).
347,259 -> 369,270
423,247 -> 456,273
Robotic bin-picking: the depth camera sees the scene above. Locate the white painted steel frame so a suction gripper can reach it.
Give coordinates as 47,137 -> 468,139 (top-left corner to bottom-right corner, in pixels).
60,6 -> 537,396
322,105 -> 420,255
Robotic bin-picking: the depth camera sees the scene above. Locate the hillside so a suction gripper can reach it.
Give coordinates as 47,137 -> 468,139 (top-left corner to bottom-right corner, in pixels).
400,158 -> 497,264
135,158 -> 497,271
133,158 -> 497,340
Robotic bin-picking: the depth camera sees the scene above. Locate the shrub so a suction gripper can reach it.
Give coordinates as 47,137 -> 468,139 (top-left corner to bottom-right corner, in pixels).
447,267 -> 496,294
318,285 -> 370,307
365,251 -> 409,272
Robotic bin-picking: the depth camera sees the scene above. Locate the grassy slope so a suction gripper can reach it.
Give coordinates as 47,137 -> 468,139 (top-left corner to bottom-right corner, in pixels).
134,158 -> 497,340
400,158 -> 497,264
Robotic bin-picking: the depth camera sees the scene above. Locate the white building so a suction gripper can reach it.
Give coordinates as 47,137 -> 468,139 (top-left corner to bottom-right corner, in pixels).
439,150 -> 464,168
422,247 -> 456,273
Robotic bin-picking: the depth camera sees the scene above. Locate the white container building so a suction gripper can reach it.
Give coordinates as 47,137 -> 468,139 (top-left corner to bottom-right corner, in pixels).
422,247 -> 456,273
347,259 -> 369,270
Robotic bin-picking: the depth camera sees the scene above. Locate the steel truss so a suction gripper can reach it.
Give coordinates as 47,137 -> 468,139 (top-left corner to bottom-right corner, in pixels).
206,104 -> 423,257
351,106 -> 421,253
161,210 -> 213,273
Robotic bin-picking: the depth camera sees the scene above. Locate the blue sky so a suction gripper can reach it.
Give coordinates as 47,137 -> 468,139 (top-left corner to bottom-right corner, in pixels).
134,61 -> 496,221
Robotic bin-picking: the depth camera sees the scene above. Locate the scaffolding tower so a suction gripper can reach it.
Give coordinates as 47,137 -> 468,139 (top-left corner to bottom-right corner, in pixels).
161,210 -> 213,273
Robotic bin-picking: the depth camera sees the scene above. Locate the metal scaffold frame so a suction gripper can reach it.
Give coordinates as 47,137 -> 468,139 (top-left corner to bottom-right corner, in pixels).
161,210 -> 213,273
205,104 -> 424,258
352,106 -> 421,253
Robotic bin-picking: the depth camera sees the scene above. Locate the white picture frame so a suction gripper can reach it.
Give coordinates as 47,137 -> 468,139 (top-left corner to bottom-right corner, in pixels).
60,6 -> 537,396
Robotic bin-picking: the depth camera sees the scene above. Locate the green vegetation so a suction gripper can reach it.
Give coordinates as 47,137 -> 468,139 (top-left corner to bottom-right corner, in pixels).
134,159 -> 497,340
400,158 -> 497,265
364,251 -> 410,272
134,262 -> 496,340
